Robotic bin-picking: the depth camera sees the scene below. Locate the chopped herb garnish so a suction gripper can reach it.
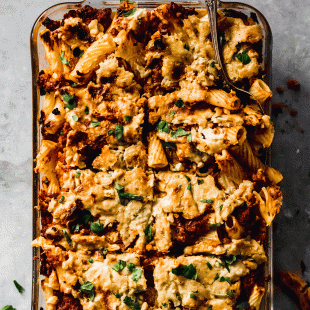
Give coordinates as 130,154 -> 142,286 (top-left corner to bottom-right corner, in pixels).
214,273 -> 219,281
174,99 -> 184,108
144,225 -> 153,242
172,264 -> 197,280
184,175 -> 190,182
59,51 -> 71,67
52,108 -> 60,115
114,292 -> 123,298
88,258 -> 94,263
115,124 -> 123,140
162,303 -> 168,308
220,204 -> 223,211
210,61 -> 216,68
122,8 -> 136,17
198,179 -> 204,185
154,38 -> 166,50
127,263 -> 136,272
75,171 -> 81,178
219,33 -> 226,46
73,223 -> 80,233
60,130 -> 63,135
236,301 -> 250,309
226,289 -> 234,297
190,293 -> 197,299
90,220 -> 104,234
207,306 -> 213,310
113,260 -> 127,272
82,209 -> 92,224
131,268 -> 143,282
209,223 -> 221,229
187,183 -> 192,191
236,49 -> 251,65
184,44 -> 190,51
92,121 -> 101,127
206,262 -> 213,270
157,120 -> 170,133
222,9 -> 239,18
58,195 -> 65,203
219,255 -> 237,272
13,280 -> 24,293
178,184 -> 182,188
187,133 -> 192,142
72,115 -> 78,122
170,110 -> 176,116
171,127 -> 189,139
62,230 -> 72,245
43,180 -> 49,185
63,94 -> 77,109
71,82 -> 79,88
115,183 -> 143,205
84,106 -> 89,114
219,276 -> 231,285
125,115 -> 132,123
123,296 -> 141,310
200,199 -> 213,204
108,129 -> 115,135
162,141 -> 176,149
102,248 -> 108,255
1,306 -> 16,310
107,173 -> 112,177
73,46 -> 84,57
79,281 -> 95,301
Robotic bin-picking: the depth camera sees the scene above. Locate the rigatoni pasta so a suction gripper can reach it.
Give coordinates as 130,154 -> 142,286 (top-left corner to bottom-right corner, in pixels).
33,2 -> 283,310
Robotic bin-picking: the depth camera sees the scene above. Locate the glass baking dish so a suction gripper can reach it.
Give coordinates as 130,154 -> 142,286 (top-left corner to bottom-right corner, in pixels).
30,1 -> 273,309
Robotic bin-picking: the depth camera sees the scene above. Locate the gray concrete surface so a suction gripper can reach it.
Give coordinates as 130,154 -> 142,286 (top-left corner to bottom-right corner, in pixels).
0,0 -> 309,309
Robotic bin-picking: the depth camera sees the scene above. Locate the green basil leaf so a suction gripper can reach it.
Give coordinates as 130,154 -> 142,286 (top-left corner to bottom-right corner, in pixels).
171,127 -> 189,139
187,133 -> 192,142
81,209 -> 92,224
102,248 -> 108,255
219,276 -> 231,285
58,195 -> 65,203
209,223 -> 221,229
114,292 -> 123,298
115,124 -> 123,140
72,115 -> 78,122
127,263 -> 136,272
226,289 -> 234,297
108,129 -> 115,135
123,296 -> 141,310
13,280 -> 24,293
63,94 -> 77,109
73,223 -> 80,233
207,306 -> 213,310
62,230 -> 72,245
1,306 -> 16,310
90,220 -> 103,234
115,183 -> 143,205
236,49 -> 251,65
125,115 -> 132,123
198,179 -> 204,185
187,183 -> 192,191
190,293 -> 197,299
84,106 -> 89,114
162,303 -> 168,308
71,82 -> 79,88
79,281 -> 95,299
206,262 -> 212,270
174,99 -> 184,108
236,301 -> 250,309
200,199 -> 213,204
88,258 -> 93,263
172,264 -> 197,280
184,175 -> 190,182
220,204 -> 223,211
59,51 -> 72,67
210,61 -> 216,68
131,268 -> 142,282
92,121 -> 101,127
144,225 -> 152,242
123,8 -> 136,17
75,171 -> 81,178
113,260 -> 127,272
214,273 -> 219,281
156,120 -> 170,133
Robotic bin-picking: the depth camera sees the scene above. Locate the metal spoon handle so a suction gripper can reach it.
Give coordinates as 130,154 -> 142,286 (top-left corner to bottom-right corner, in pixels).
205,0 -> 265,113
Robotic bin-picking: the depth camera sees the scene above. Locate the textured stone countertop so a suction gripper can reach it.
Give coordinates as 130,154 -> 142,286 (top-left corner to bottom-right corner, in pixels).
0,0 -> 309,309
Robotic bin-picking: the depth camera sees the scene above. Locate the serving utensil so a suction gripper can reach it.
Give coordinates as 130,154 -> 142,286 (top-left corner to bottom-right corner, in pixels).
204,0 -> 265,114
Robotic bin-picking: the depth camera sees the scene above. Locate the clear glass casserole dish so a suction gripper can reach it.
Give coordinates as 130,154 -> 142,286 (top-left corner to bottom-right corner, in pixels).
31,1 -> 273,309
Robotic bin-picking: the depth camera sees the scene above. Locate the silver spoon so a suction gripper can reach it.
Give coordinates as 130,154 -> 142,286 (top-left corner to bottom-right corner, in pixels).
204,0 -> 265,114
